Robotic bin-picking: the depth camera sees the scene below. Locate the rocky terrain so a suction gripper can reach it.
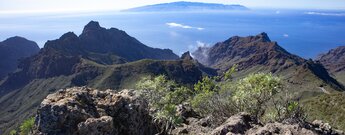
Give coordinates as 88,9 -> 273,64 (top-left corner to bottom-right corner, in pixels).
317,46 -> 345,84
0,36 -> 40,79
31,87 -> 344,135
192,33 -> 344,97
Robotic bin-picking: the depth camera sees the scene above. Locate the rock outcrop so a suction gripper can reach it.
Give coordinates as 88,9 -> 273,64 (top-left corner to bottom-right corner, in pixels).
33,87 -> 157,135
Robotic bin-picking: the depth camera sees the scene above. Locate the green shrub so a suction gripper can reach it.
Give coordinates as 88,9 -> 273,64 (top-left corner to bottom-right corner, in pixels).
19,117 -> 35,135
10,130 -> 17,135
191,68 -> 236,120
136,75 -> 193,132
231,73 -> 283,117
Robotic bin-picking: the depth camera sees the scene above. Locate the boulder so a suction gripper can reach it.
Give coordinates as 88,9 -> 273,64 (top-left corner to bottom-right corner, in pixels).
33,87 -> 157,135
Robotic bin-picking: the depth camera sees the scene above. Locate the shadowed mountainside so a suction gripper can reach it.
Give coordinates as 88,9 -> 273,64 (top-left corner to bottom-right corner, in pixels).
317,46 -> 345,84
0,36 -> 40,79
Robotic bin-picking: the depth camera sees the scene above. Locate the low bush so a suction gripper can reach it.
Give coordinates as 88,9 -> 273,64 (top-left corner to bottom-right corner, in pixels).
19,117 -> 35,135
136,75 -> 193,132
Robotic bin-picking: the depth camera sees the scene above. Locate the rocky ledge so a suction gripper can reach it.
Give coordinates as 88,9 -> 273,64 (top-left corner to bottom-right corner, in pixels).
32,87 -> 344,135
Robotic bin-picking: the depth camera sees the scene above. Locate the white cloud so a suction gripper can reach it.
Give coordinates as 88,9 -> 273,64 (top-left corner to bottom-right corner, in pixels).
188,41 -> 209,52
283,34 -> 289,38
196,41 -> 208,47
166,22 -> 204,31
304,12 -> 345,16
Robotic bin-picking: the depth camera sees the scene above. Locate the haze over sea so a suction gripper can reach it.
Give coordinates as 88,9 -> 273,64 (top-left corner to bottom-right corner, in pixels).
0,9 -> 344,59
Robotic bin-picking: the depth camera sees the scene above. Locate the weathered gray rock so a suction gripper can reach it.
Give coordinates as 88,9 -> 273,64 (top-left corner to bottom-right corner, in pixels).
246,122 -> 317,135
173,112 -> 345,135
78,116 -> 114,135
311,120 -> 344,135
211,112 -> 254,135
33,87 -> 157,135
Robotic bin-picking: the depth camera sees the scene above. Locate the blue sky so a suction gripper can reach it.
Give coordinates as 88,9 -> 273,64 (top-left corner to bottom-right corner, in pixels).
0,0 -> 344,13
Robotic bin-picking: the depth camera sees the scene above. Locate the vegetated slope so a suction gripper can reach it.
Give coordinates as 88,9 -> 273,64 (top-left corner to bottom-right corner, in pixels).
0,36 -> 39,79
303,92 -> 345,131
192,32 -> 344,97
123,1 -> 248,12
317,46 -> 345,84
0,22 -> 207,133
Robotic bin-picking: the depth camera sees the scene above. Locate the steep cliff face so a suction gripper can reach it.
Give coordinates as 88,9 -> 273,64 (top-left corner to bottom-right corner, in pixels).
0,36 -> 40,79
192,33 -> 344,94
317,46 -> 345,84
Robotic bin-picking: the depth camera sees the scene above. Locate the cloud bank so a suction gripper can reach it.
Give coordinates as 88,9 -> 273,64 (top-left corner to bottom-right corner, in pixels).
166,22 -> 204,30
304,12 -> 345,16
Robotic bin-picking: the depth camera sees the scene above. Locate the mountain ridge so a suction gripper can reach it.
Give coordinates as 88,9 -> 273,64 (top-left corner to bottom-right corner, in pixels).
317,46 -> 345,84
192,32 -> 344,96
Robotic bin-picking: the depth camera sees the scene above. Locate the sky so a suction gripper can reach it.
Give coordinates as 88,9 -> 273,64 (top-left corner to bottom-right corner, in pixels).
0,0 -> 345,14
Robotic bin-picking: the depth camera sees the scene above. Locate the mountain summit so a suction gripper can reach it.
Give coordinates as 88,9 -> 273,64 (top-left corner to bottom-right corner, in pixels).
0,36 -> 39,79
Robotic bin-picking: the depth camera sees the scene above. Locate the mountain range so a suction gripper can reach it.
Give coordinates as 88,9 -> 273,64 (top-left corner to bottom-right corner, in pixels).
0,21 -> 345,133
0,21 -> 211,133
192,33 -> 343,98
0,37 -> 39,79
123,1 -> 248,12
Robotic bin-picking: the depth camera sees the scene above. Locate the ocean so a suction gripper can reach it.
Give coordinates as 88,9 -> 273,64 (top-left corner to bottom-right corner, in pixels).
0,9 -> 344,59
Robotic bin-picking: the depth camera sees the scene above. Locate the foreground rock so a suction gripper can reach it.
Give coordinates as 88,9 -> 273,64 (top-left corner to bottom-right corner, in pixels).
173,113 -> 344,135
33,87 -> 157,135
33,87 -> 344,135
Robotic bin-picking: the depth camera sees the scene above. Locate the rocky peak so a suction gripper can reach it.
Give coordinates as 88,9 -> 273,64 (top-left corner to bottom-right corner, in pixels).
0,36 -> 40,79
256,32 -> 271,42
181,51 -> 193,61
222,32 -> 271,46
83,21 -> 102,32
59,32 -> 78,41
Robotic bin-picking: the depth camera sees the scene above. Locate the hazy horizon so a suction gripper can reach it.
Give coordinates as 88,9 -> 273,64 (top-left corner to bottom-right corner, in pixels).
1,0 -> 345,14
